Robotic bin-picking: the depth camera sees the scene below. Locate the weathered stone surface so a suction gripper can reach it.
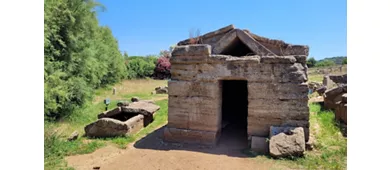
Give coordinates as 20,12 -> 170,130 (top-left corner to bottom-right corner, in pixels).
261,56 -> 297,64
212,29 -> 239,54
248,118 -> 309,141
251,136 -> 269,154
98,107 -> 122,119
189,112 -> 220,132
248,83 -> 308,100
248,98 -> 309,112
316,86 -> 327,96
323,75 -> 336,89
142,100 -> 155,104
168,81 -> 219,98
156,87 -> 168,94
168,96 -> 219,110
308,81 -> 321,91
335,103 -> 347,124
172,44 -> 211,57
67,131 -> 79,141
324,86 -> 346,110
163,127 -> 219,145
294,55 -> 307,64
273,63 -> 308,83
269,126 -> 305,158
167,107 -> 189,129
236,29 -> 263,55
117,101 -> 130,107
85,118 -> 129,138
125,115 -> 145,134
306,135 -> 316,151
342,93 -> 347,103
121,101 -> 160,116
329,74 -> 347,85
177,24 -> 235,46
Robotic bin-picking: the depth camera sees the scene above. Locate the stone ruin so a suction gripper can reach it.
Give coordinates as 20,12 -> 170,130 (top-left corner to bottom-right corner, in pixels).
163,24 -> 310,157
85,100 -> 160,138
323,74 -> 347,125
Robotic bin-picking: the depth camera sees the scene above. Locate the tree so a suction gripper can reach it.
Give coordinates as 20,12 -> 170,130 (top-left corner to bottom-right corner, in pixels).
315,60 -> 336,67
342,58 -> 347,65
307,57 -> 317,68
44,0 -> 127,120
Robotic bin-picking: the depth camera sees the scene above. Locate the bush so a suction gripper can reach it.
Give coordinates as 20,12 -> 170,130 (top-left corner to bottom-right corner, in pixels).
44,0 -> 127,120
315,60 -> 336,67
125,56 -> 158,79
307,57 -> 317,68
153,50 -> 171,79
342,58 -> 347,65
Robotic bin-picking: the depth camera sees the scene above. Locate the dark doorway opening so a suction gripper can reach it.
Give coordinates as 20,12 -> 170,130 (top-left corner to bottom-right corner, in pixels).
219,80 -> 248,149
220,37 -> 254,57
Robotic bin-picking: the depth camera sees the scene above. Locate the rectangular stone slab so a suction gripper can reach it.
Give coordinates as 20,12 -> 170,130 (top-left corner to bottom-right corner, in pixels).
121,101 -> 160,116
163,127 -> 219,145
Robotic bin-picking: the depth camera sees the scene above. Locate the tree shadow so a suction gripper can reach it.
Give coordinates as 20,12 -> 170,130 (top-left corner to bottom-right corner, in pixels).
133,125 -> 258,158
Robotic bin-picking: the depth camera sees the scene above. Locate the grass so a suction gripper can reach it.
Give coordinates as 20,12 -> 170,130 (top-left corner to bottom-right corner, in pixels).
308,74 -> 324,83
44,79 -> 168,170
255,103 -> 347,170
307,64 -> 347,83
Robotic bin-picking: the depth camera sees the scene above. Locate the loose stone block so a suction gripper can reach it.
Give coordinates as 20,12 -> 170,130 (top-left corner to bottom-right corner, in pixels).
269,126 -> 306,158
172,44 -> 211,57
251,136 -> 269,154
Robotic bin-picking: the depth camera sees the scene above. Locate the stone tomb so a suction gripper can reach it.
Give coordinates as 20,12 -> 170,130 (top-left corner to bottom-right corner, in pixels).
163,25 -> 310,151
85,101 -> 160,138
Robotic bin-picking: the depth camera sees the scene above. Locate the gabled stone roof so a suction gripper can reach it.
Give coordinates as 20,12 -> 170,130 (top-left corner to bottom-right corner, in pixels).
177,24 -> 309,56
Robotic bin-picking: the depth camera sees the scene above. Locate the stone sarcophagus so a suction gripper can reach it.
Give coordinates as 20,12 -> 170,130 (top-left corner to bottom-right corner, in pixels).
163,25 -> 310,149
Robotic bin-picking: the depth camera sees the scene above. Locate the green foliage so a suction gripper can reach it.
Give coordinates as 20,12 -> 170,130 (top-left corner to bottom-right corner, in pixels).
307,57 -> 317,68
315,60 -> 336,67
44,0 -> 127,119
125,56 -> 158,79
317,56 -> 347,65
342,58 -> 347,65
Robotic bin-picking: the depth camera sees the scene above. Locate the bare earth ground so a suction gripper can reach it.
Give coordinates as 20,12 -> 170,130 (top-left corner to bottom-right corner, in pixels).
66,125 -> 290,170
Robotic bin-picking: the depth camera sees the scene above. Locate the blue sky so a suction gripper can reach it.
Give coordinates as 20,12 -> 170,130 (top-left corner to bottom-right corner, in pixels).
97,0 -> 346,60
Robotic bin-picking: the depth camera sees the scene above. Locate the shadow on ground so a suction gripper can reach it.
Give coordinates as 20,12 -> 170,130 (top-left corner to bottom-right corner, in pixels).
133,124 -> 257,158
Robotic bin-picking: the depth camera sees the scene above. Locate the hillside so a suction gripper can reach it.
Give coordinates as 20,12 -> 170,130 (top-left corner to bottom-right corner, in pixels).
318,56 -> 347,65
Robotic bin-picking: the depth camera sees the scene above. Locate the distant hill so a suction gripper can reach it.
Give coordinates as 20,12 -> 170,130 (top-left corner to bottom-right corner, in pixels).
318,56 -> 347,65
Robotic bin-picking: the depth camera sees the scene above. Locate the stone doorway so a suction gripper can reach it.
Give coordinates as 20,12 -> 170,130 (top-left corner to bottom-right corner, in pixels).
219,80 -> 249,148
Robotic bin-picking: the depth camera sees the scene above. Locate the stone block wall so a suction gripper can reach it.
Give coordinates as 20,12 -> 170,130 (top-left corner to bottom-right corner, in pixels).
164,44 -> 310,145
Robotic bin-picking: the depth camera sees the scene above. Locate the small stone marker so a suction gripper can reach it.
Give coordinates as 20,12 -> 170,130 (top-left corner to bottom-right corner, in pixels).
67,131 -> 79,141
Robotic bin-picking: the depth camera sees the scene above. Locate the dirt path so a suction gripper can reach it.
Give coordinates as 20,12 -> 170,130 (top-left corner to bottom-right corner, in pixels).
66,126 -> 288,170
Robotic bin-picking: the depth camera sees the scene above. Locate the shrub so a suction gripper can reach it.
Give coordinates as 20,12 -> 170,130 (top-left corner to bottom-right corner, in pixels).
153,50 -> 171,79
307,57 -> 317,68
342,58 -> 347,65
315,60 -> 336,67
125,56 -> 158,79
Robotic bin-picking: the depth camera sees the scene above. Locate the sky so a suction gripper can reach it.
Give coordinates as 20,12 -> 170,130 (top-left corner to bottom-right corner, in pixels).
97,0 -> 346,60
